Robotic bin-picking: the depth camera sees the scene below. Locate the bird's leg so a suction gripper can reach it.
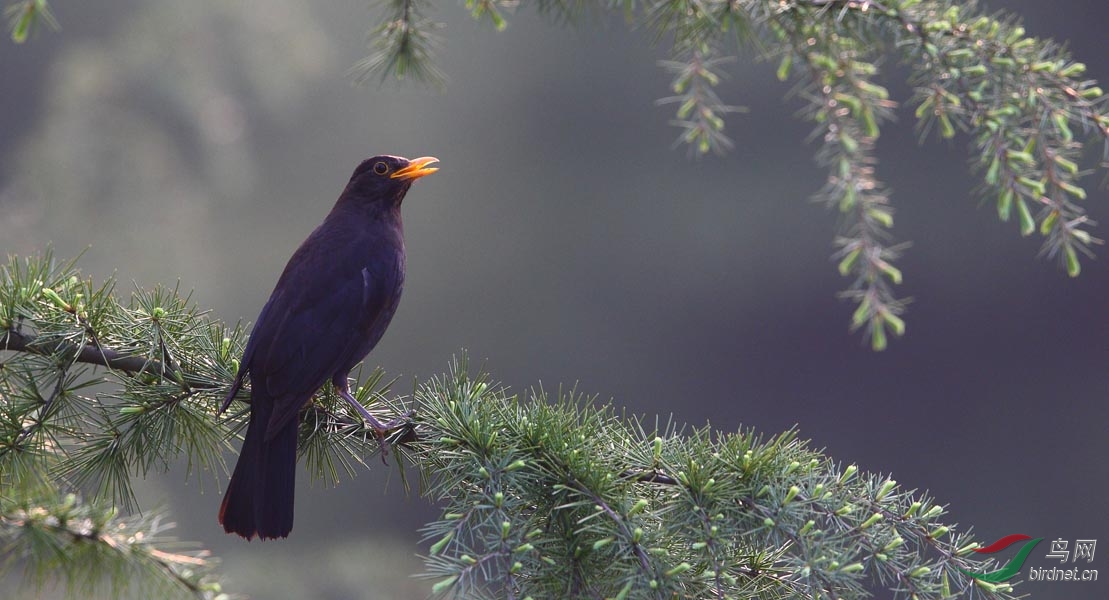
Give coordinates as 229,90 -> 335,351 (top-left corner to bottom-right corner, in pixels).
334,380 -> 412,461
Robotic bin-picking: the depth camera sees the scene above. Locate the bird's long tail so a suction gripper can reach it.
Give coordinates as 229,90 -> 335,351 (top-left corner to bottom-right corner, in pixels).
219,393 -> 298,540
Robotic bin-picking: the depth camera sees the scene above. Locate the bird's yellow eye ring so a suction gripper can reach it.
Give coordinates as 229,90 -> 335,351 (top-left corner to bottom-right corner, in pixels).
373,161 -> 389,175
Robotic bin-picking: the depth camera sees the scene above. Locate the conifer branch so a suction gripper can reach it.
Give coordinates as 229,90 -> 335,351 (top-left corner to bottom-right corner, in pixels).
0,251 -> 1030,597
1,488 -> 229,599
2,328 -> 179,377
350,0 -> 1109,348
414,365 -> 1017,599
350,0 -> 445,84
4,0 -> 58,43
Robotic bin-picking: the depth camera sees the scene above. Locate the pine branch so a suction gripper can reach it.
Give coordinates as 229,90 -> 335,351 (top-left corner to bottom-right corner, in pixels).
349,0 -> 446,84
11,1 -> 1106,348
347,0 -> 1109,349
1,251 -> 1030,598
1,486 -> 230,600
658,45 -> 742,156
774,7 -> 905,349
0,250 -> 414,509
413,363 -> 1019,599
1,251 -> 415,596
4,0 -> 58,44
1,328 -> 180,377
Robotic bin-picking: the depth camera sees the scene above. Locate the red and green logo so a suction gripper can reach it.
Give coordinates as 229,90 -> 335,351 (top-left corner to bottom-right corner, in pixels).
959,534 -> 1043,582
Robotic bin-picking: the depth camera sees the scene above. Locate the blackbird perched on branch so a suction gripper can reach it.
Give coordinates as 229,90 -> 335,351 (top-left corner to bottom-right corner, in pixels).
218,155 -> 439,540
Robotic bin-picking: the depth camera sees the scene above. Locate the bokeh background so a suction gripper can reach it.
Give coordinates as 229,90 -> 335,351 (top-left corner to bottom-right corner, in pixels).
2,1 -> 1107,598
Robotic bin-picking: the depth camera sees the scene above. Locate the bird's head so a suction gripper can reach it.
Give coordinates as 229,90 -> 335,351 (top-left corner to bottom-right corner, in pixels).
344,155 -> 439,207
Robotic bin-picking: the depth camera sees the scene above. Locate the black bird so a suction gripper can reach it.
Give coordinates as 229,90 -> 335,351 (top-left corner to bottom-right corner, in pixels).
218,155 -> 439,540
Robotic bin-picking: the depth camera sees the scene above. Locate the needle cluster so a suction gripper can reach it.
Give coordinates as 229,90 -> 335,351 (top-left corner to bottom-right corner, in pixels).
415,359 -> 1019,600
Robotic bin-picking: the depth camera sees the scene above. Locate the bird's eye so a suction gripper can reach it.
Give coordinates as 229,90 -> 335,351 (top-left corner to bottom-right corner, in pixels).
373,162 -> 389,175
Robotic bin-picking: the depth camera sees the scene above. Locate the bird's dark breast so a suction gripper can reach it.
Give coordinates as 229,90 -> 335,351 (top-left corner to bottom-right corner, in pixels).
246,213 -> 406,410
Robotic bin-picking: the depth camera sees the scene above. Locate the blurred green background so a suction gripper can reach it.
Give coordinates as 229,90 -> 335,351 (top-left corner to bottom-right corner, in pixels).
2,1 -> 1107,598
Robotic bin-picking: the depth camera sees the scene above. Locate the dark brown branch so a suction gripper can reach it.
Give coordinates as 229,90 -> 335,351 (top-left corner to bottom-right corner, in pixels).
619,468 -> 680,486
2,328 -> 163,375
1,328 -> 420,447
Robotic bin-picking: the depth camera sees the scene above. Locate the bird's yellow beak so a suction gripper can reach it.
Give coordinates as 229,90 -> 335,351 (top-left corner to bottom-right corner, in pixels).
391,156 -> 440,180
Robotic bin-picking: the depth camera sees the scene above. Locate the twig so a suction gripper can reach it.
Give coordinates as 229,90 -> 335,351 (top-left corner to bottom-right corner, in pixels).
4,329 -> 164,375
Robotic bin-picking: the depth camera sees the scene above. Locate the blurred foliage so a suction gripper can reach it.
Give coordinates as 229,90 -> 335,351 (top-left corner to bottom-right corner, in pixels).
4,0 -> 57,43
1,0 -> 334,275
360,0 -> 1109,349
3,251 -> 1024,598
351,0 -> 446,85
1,487 -> 225,600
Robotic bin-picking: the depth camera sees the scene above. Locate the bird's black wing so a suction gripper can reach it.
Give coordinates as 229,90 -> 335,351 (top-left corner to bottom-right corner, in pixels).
219,289 -> 277,413
244,237 -> 401,438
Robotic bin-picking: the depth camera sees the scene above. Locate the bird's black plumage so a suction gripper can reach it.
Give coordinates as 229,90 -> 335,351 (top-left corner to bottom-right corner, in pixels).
219,155 -> 438,540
